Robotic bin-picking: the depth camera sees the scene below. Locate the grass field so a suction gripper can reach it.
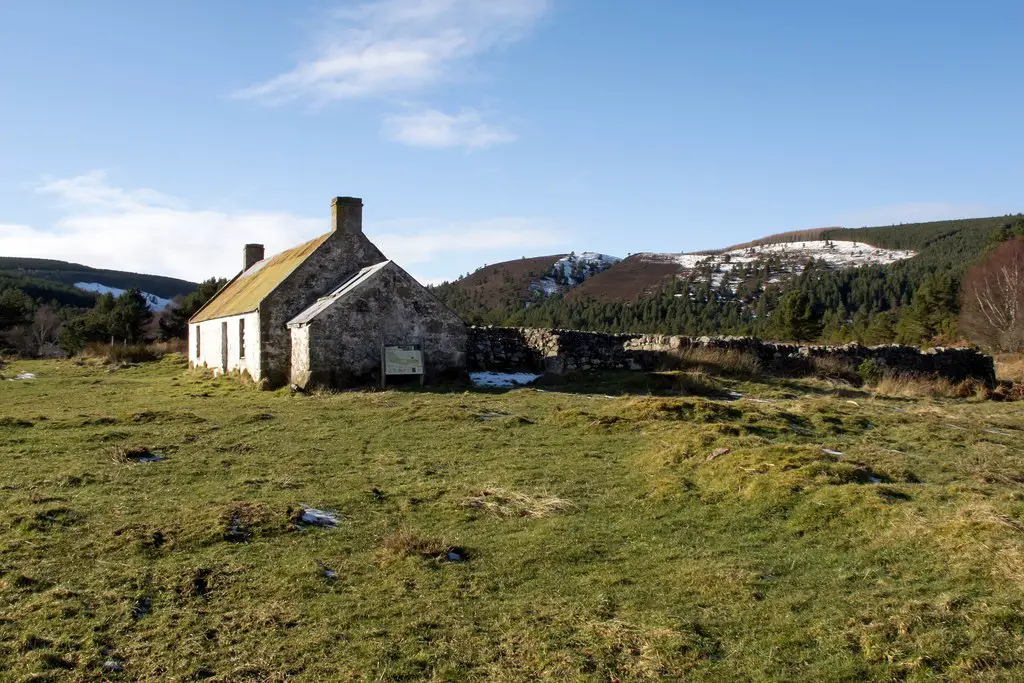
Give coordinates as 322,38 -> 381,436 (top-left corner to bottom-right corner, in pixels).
1,356 -> 1023,681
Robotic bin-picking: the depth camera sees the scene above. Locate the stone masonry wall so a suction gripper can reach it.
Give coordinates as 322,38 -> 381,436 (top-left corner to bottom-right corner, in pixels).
291,264 -> 467,389
259,228 -> 386,387
468,327 -> 997,386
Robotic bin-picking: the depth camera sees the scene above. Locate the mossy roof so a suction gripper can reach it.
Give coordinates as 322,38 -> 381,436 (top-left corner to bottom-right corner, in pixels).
190,232 -> 332,323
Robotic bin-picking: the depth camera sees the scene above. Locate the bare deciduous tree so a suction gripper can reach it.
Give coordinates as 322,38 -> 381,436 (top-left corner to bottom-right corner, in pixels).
1,307 -> 63,358
31,307 -> 63,356
960,237 -> 1024,352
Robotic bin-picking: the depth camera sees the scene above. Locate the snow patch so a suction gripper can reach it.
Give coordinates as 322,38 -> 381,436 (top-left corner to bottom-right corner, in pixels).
529,252 -> 621,297
640,240 -> 915,292
75,282 -> 173,311
470,372 -> 542,388
299,507 -> 340,528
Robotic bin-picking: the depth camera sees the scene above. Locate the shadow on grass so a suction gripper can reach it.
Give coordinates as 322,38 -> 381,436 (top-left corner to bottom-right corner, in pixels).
290,369 -> 876,402
381,371 -> 731,398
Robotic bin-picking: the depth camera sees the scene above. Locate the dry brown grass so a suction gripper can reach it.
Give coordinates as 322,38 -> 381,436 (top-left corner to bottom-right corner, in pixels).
379,529 -> 454,559
666,346 -> 762,378
149,339 -> 187,355
808,355 -> 859,383
994,353 -> 1024,383
80,340 -> 186,365
872,375 -> 989,400
462,488 -> 575,518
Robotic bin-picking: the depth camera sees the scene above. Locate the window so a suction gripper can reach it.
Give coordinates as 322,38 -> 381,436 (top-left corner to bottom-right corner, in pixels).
238,319 -> 246,359
195,325 -> 201,358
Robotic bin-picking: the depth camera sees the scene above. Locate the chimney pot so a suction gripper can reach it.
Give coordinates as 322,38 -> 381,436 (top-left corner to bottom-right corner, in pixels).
331,196 -> 363,234
243,244 -> 265,272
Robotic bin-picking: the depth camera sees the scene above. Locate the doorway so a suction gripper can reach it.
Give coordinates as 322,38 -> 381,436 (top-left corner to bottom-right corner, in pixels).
221,321 -> 229,370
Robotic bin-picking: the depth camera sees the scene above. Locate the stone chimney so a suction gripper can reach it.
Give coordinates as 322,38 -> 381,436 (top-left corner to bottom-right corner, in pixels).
331,196 -> 363,234
243,244 -> 265,272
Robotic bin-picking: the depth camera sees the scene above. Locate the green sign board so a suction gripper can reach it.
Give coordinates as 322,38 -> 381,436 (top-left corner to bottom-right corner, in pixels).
384,347 -> 424,376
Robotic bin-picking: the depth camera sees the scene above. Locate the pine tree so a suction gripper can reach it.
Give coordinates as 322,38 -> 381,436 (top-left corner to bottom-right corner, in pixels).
772,291 -> 822,341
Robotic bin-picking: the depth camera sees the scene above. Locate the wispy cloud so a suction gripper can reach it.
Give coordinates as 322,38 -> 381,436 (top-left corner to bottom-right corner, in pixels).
372,216 -> 562,267
836,202 -> 1013,228
382,108 -> 515,149
0,171 -> 564,283
233,0 -> 550,105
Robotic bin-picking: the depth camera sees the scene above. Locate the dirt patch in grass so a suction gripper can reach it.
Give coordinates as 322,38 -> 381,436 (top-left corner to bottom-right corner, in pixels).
379,529 -> 464,561
462,489 -> 575,518
109,445 -> 165,463
219,502 -> 284,543
113,524 -> 171,553
25,507 -> 80,531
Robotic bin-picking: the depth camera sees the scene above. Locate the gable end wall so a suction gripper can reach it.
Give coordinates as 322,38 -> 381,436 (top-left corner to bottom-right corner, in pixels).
259,230 -> 386,386
292,265 -> 467,388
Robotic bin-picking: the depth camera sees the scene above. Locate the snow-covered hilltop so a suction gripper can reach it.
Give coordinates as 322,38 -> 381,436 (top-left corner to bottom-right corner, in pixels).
640,240 -> 916,289
529,252 -> 622,296
75,282 -> 174,311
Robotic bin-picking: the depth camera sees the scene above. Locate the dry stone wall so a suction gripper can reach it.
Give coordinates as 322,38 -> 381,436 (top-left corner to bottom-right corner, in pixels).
468,327 -> 996,386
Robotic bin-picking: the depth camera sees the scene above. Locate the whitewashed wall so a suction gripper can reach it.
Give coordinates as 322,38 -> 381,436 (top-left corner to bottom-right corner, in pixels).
189,311 -> 261,380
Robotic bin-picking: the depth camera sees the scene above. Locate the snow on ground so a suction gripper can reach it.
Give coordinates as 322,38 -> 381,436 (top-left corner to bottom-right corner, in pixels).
529,252 -> 621,297
299,507 -> 340,528
641,240 -> 915,290
470,372 -> 543,388
75,282 -> 173,311
735,240 -> 916,266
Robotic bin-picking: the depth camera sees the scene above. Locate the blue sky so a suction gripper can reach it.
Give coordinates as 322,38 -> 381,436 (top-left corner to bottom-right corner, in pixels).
1,0 -> 1022,284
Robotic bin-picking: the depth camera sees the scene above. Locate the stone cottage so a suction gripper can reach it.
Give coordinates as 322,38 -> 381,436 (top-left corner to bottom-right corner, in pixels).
189,197 -> 467,388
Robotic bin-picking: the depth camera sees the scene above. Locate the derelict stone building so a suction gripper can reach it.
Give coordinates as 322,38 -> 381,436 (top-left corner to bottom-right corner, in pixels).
189,197 -> 467,388
288,261 -> 466,388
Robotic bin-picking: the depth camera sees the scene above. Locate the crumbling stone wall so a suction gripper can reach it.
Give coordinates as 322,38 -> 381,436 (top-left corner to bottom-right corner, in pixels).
463,327 -> 557,372
468,327 -> 996,386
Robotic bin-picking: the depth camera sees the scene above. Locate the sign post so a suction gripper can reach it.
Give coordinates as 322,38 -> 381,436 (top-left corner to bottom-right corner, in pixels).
381,345 -> 425,388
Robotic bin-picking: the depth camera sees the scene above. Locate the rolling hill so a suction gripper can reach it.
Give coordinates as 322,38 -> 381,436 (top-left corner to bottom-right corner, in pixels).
0,257 -> 198,314
432,214 -> 1023,337
0,257 -> 197,301
433,252 -> 619,318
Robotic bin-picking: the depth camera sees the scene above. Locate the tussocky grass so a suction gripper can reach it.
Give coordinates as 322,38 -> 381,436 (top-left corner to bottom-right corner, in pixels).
0,355 -> 1023,680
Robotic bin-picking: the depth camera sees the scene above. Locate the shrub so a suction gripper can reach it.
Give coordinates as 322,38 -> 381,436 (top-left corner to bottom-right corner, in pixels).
858,359 -> 883,385
960,237 -> 1024,352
